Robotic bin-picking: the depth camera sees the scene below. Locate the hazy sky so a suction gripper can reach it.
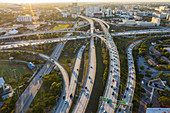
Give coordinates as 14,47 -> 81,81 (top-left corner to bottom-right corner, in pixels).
0,0 -> 169,3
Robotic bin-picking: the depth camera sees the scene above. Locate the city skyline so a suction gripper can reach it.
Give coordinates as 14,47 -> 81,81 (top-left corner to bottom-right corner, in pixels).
0,0 -> 170,3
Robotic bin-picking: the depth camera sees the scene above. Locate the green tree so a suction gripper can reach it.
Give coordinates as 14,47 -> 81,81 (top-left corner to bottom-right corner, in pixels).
32,104 -> 43,113
140,66 -> 145,70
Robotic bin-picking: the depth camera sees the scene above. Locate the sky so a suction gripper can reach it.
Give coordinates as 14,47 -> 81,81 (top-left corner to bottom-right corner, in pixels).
0,0 -> 169,3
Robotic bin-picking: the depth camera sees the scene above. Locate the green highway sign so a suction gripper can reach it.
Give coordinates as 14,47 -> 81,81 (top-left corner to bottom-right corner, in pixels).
107,98 -> 112,102
109,36 -> 111,38
101,96 -> 106,100
120,101 -> 126,105
104,36 -> 106,38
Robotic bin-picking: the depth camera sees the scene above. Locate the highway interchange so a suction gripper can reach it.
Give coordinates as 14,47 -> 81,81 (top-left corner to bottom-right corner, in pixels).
0,15 -> 170,113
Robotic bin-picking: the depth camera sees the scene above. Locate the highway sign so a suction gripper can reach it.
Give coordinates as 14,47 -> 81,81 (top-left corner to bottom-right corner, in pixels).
109,36 -> 111,38
107,98 -> 112,102
104,36 -> 106,39
101,96 -> 106,100
120,101 -> 126,105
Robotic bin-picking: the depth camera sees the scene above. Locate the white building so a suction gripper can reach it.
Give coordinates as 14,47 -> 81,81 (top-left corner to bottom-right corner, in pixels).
119,19 -> 136,26
136,21 -> 155,27
17,14 -> 32,22
106,8 -> 113,17
146,108 -> 170,113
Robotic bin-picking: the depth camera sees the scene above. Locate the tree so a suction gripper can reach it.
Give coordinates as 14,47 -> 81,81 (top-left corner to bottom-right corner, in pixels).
140,66 -> 145,70
158,96 -> 170,106
66,59 -> 71,63
32,104 -> 43,113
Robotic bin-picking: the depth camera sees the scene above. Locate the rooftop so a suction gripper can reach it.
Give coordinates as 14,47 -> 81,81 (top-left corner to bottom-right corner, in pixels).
146,108 -> 170,113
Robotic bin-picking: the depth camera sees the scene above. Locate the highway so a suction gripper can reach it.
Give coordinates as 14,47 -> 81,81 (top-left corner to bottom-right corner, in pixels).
72,38 -> 96,113
0,22 -> 90,40
92,18 -> 120,113
15,32 -> 73,113
116,40 -> 142,113
0,36 -> 91,50
111,28 -> 170,36
55,42 -> 88,113
2,47 -> 69,113
71,16 -> 96,113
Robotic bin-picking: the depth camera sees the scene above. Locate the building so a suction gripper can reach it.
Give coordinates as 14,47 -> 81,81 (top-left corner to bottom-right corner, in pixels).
7,4 -> 24,9
71,6 -> 81,15
0,77 -> 5,94
119,19 -> 136,26
17,14 -> 32,22
85,6 -> 101,17
94,12 -> 104,18
147,58 -> 157,66
161,56 -> 170,64
106,8 -> 113,17
61,10 -> 68,18
167,14 -> 170,21
153,13 -> 167,19
151,17 -> 161,26
150,47 -> 161,56
146,108 -> 170,113
134,12 -> 147,16
12,24 -> 23,29
159,6 -> 168,10
136,21 -> 155,27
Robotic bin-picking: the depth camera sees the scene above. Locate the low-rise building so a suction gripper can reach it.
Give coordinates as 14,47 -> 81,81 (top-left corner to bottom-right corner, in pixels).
147,58 -> 157,66
146,108 -> 170,113
17,14 -> 32,22
150,47 -> 161,56
136,21 -> 155,27
119,19 -> 136,26
151,17 -> 161,26
161,56 -> 170,64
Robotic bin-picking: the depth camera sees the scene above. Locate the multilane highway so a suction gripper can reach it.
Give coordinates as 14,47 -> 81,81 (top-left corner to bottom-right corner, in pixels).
55,42 -> 88,113
116,40 -> 142,113
15,32 -> 73,113
92,18 -> 120,113
0,36 -> 91,50
72,16 -> 96,113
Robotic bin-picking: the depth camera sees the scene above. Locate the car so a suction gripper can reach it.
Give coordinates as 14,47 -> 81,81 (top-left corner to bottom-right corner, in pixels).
89,76 -> 91,79
85,92 -> 88,97
124,95 -> 126,98
91,66 -> 93,68
111,85 -> 113,88
126,87 -> 128,91
101,106 -> 104,111
77,69 -> 79,71
63,95 -> 65,99
64,99 -> 67,104
112,92 -> 114,95
74,80 -> 77,83
70,94 -> 72,98
103,110 -> 107,113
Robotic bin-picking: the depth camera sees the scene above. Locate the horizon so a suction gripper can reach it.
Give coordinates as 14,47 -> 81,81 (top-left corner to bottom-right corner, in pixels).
0,0 -> 170,3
